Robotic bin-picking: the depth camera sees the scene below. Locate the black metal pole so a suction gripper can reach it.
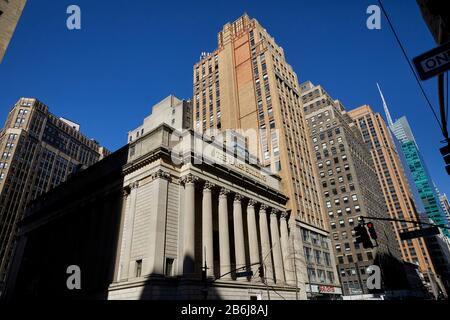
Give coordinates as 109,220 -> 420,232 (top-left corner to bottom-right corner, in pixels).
359,216 -> 450,230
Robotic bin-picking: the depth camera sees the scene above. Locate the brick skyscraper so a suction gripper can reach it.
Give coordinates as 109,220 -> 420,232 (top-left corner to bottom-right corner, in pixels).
192,14 -> 340,298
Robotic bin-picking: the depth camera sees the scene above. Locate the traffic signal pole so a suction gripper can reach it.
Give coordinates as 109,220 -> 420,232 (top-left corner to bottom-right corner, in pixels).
359,215 -> 450,230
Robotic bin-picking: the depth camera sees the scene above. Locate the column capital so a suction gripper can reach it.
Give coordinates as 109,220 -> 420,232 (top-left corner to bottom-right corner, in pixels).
233,194 -> 244,202
280,212 -> 289,220
180,173 -> 198,185
151,169 -> 171,181
203,181 -> 215,190
123,186 -> 131,197
130,181 -> 139,190
219,187 -> 230,196
270,210 -> 281,218
248,199 -> 258,207
260,204 -> 269,211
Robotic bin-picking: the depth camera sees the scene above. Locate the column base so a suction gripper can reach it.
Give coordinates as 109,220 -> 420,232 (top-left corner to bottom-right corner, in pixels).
250,277 -> 264,284
234,276 -> 248,282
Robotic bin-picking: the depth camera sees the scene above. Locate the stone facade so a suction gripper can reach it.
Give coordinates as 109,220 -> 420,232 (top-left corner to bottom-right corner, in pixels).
108,125 -> 308,299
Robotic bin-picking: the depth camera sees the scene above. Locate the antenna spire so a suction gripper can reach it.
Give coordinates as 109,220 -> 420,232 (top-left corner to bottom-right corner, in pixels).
377,83 -> 394,128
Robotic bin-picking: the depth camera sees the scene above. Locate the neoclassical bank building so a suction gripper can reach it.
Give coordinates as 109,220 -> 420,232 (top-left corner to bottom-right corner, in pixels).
108,124 -> 306,300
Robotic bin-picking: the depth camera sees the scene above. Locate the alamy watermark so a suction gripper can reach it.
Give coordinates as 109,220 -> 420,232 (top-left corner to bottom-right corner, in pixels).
66,265 -> 81,290
66,5 -> 81,30
366,5 -> 381,30
366,265 -> 381,290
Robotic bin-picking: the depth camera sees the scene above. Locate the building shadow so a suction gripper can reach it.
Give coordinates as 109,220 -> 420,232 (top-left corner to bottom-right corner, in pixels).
373,252 -> 428,300
135,256 -> 222,300
2,146 -> 129,300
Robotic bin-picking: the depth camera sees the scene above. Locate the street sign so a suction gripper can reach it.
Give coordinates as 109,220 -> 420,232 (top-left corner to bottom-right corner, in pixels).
399,226 -> 440,241
413,41 -> 450,80
235,271 -> 253,278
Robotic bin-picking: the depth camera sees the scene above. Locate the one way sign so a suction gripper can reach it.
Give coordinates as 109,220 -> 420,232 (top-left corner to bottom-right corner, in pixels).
413,41 -> 450,80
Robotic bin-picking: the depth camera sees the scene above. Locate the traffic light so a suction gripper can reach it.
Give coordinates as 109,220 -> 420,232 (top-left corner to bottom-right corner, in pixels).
353,224 -> 373,249
440,142 -> 450,175
258,265 -> 264,278
367,222 -> 378,240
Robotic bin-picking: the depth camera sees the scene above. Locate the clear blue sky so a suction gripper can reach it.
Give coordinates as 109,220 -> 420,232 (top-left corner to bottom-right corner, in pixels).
0,0 -> 448,195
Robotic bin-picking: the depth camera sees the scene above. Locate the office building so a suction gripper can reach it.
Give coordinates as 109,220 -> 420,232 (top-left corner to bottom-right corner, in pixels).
301,81 -> 410,298
3,145 -> 128,300
376,86 -> 450,296
128,95 -> 192,143
388,115 -> 450,238
436,189 -> 450,224
192,14 -> 340,298
440,194 -> 450,222
0,0 -> 26,63
0,97 -> 109,293
348,104 -> 439,296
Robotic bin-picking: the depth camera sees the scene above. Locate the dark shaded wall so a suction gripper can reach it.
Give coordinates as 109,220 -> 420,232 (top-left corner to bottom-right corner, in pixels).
3,145 -> 129,300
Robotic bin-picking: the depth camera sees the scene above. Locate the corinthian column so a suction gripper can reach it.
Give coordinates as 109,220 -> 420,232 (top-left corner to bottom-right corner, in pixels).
233,194 -> 246,279
270,211 -> 285,284
247,199 -> 260,279
280,212 -> 295,285
218,188 -> 231,279
202,181 -> 214,278
259,205 -> 274,284
181,174 -> 197,277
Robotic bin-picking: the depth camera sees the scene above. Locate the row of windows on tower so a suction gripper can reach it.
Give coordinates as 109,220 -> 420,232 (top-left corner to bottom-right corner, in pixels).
307,267 -> 335,284
304,247 -> 332,267
339,257 -> 373,272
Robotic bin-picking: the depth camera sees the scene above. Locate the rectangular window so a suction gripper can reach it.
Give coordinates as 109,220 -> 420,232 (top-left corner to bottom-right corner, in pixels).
327,271 -> 335,283
304,247 -> 312,263
318,269 -> 326,283
314,249 -> 322,264
324,252 -> 331,266
302,229 -> 310,242
135,259 -> 143,277
307,268 -> 316,282
165,258 -> 174,277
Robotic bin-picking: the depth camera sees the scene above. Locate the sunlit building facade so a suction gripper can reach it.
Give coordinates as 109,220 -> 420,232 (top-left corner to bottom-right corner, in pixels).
192,14 -> 340,298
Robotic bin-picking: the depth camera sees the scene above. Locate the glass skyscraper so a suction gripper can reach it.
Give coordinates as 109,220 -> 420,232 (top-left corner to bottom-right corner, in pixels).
398,140 -> 449,236
381,104 -> 450,238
